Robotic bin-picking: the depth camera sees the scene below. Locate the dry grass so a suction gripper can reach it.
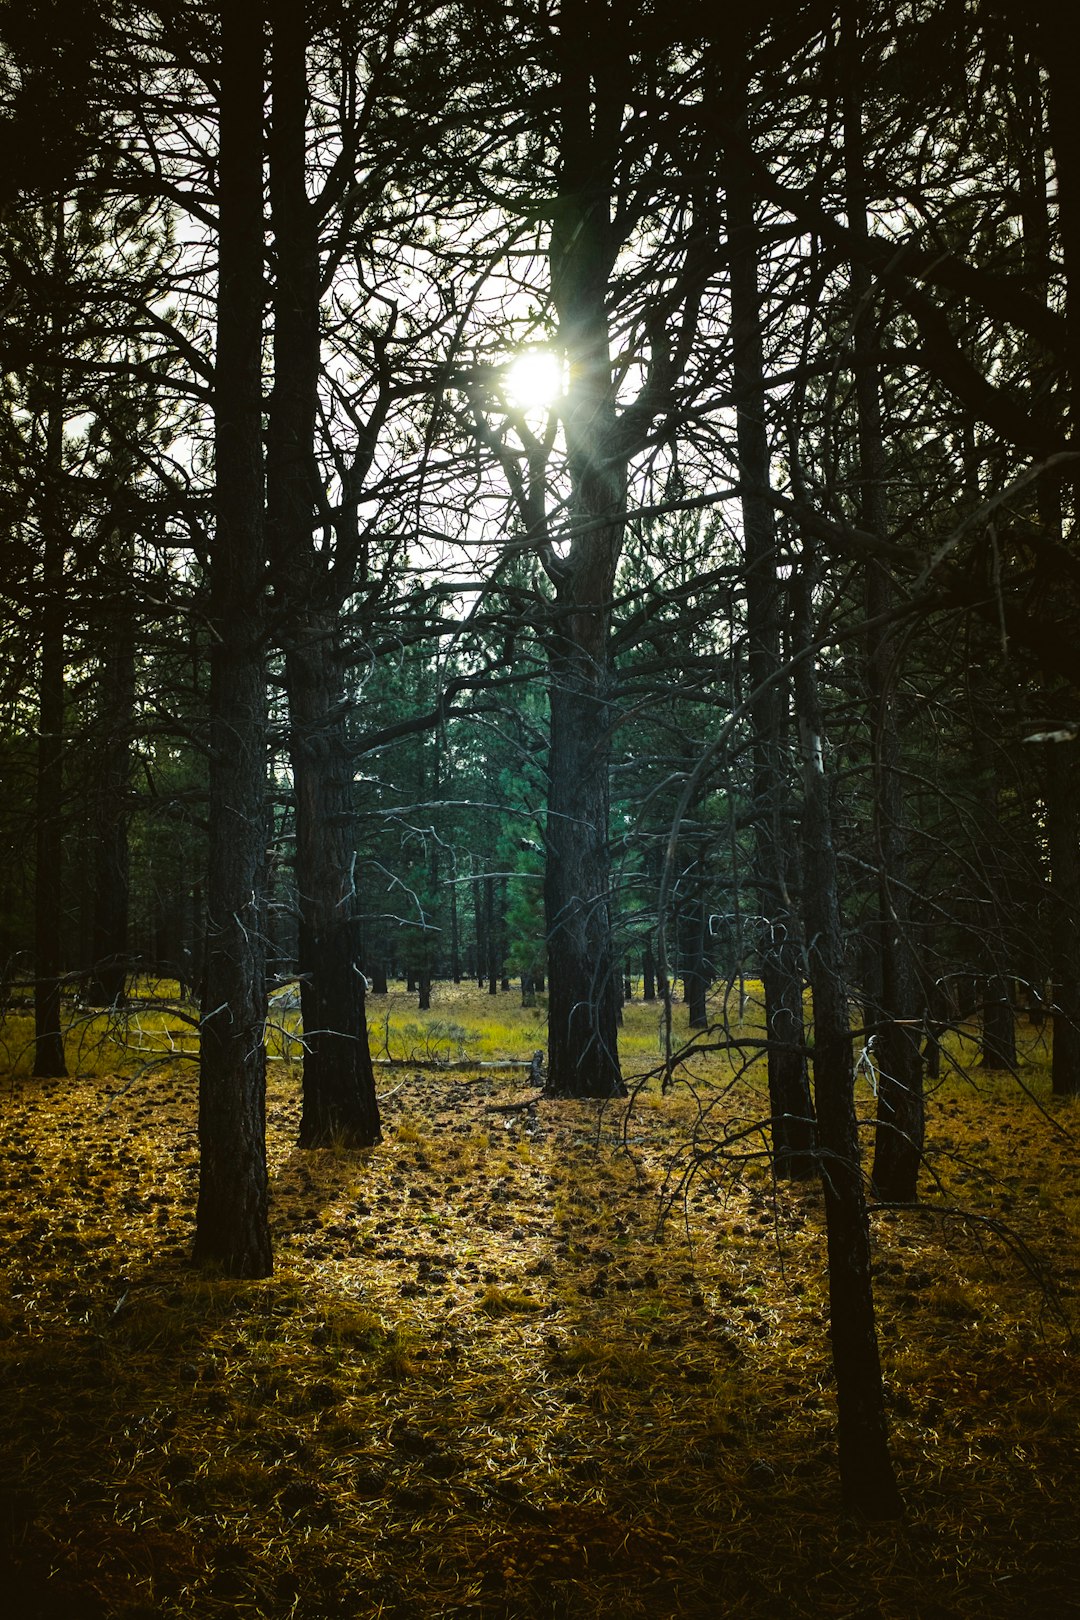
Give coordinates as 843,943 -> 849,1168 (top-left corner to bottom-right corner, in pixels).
0,984 -> 1077,1618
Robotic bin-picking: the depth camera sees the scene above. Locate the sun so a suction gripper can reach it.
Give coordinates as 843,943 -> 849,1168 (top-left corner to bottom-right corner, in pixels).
504,349 -> 564,411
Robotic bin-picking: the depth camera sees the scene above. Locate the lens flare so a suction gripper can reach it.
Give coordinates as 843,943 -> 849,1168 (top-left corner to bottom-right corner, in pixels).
504,350 -> 563,410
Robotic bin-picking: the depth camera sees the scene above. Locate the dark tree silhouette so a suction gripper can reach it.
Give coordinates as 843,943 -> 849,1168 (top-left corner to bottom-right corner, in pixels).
193,1 -> 272,1279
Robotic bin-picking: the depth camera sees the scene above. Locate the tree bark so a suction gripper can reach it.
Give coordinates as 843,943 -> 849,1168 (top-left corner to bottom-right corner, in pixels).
544,654 -> 624,1094
1047,748 -> 1080,1095
980,974 -> 1018,1070
449,875 -> 461,982
486,871 -> 498,995
793,560 -> 902,1520
840,0 -> 924,1202
32,201 -> 69,1078
724,60 -> 814,1171
193,0 -> 272,1278
474,861 -> 487,990
685,850 -> 709,1029
1018,25 -> 1080,1099
88,537 -> 135,1009
542,1 -> 627,1099
267,0 -> 380,1149
642,934 -> 656,1002
286,616 -> 382,1147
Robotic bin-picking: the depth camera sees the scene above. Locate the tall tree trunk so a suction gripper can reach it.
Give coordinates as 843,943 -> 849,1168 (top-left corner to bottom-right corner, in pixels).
685,848 -> 709,1029
724,60 -> 813,1171
841,0 -> 924,1202
1033,6 -> 1080,448
792,560 -> 901,1520
486,871 -> 497,995
267,0 -> 380,1148
287,617 -> 381,1147
474,860 -> 487,989
981,973 -> 1018,1070
193,0 -> 272,1279
33,201 -> 68,1079
1017,34 -> 1080,1098
642,934 -> 656,1002
449,874 -> 461,982
542,2 -> 627,1099
544,650 -> 624,1093
1047,748 -> 1080,1095
88,541 -> 135,1009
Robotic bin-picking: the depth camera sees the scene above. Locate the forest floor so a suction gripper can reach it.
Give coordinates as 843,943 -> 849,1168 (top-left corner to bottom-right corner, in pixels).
1,983 -> 1078,1619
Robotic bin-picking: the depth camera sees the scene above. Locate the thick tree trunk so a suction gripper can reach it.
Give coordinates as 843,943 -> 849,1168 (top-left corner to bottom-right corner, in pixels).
1034,6 -> 1080,439
286,620 -> 382,1148
545,654 -> 624,1096
267,1 -> 380,1149
193,1 -> 272,1279
724,73 -> 813,1172
793,563 -> 901,1520
541,6 -> 628,1099
1020,24 -> 1080,1099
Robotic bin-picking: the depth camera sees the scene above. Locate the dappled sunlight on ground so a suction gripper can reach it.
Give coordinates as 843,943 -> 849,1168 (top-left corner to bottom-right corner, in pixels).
1,986 -> 1077,1616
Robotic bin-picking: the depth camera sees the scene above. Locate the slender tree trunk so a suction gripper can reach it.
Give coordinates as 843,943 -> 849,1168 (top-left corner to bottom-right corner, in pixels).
792,560 -> 901,1520
267,1 -> 380,1148
499,877 -> 511,991
474,861 -> 487,989
449,876 -> 461,982
486,872 -> 497,995
981,974 -> 1018,1070
1035,6 -> 1080,445
922,975 -> 948,1082
33,202 -> 69,1078
1047,749 -> 1080,1095
642,934 -> 656,1002
193,1 -> 272,1278
841,0 -> 924,1202
34,531 -> 66,1073
724,64 -> 813,1170
88,545 -> 135,1009
685,850 -> 708,1029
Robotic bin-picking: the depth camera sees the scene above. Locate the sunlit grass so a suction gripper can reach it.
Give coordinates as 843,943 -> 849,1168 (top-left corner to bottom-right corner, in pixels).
1,1001 -> 1078,1617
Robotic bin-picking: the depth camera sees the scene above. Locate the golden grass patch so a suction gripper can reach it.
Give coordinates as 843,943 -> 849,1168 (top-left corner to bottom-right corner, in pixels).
0,985 -> 1077,1616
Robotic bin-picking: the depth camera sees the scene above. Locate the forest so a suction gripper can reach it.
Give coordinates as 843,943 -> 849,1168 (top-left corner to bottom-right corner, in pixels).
1,0 -> 1078,1614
